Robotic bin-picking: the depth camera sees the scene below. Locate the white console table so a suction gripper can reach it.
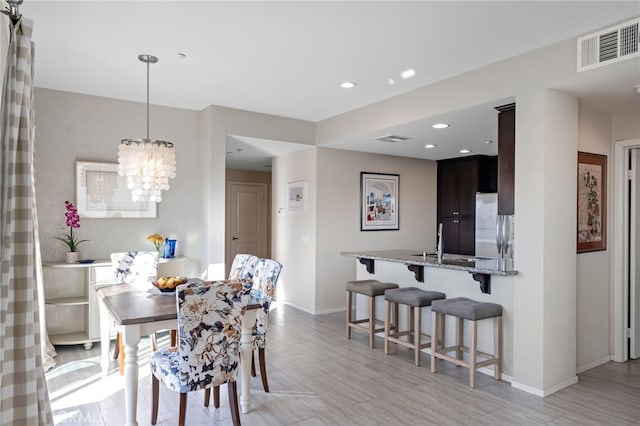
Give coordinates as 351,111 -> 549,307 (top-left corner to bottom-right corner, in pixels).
43,256 -> 186,349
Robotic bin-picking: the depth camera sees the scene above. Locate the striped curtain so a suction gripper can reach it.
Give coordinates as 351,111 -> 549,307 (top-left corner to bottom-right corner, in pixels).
0,17 -> 53,425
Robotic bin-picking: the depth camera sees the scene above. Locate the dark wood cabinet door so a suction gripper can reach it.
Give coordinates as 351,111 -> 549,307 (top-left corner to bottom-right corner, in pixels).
439,218 -> 460,254
457,158 -> 478,216
437,161 -> 459,217
496,103 -> 515,215
458,218 -> 476,255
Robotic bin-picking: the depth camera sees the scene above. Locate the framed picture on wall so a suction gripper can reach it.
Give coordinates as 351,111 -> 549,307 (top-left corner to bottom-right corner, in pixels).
577,151 -> 606,253
76,161 -> 157,219
360,172 -> 399,231
287,181 -> 306,212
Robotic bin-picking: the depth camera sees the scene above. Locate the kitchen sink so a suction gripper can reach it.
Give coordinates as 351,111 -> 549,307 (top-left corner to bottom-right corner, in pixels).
440,258 -> 476,267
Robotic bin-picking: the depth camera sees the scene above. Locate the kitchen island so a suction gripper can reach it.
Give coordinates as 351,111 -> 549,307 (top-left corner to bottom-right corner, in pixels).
341,249 -> 518,379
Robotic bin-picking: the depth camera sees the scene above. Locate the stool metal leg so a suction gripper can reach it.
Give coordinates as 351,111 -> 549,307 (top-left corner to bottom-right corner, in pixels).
470,320 -> 477,388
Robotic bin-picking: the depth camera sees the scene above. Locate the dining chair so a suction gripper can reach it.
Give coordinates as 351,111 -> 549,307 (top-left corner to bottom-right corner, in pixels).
228,253 -> 260,281
203,253 -> 260,407
249,258 -> 283,392
150,279 -> 251,426
110,251 -> 162,373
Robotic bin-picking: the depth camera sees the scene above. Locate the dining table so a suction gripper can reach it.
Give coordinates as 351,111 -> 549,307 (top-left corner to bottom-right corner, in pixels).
96,279 -> 260,426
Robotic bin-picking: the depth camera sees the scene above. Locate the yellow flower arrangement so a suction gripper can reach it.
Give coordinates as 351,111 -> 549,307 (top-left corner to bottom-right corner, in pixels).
147,233 -> 164,252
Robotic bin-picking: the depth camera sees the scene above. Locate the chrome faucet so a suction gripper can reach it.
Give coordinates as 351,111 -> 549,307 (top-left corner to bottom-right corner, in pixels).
437,222 -> 443,263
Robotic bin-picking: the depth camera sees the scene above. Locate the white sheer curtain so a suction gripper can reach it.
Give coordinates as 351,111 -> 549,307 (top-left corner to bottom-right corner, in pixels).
0,16 -> 53,425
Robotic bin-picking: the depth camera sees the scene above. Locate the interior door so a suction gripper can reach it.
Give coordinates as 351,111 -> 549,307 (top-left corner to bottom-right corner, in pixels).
630,148 -> 640,359
226,182 -> 268,274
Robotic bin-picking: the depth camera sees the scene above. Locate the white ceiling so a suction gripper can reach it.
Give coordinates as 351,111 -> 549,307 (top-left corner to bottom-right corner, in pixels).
15,1 -> 640,170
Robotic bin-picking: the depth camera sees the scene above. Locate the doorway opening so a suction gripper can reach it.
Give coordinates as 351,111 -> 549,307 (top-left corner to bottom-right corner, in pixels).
613,139 -> 640,362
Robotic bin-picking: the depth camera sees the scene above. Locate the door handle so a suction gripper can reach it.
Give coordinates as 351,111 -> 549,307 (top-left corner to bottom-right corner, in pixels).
232,237 -> 239,241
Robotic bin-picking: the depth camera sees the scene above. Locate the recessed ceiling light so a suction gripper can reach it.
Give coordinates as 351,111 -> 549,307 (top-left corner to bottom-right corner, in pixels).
459,149 -> 471,154
425,144 -> 437,149
340,81 -> 357,89
432,123 -> 449,129
400,68 -> 416,79
388,78 -> 395,85
485,140 -> 493,144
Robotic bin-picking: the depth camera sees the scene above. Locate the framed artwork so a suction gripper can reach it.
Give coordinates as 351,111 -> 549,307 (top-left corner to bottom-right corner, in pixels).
76,161 -> 157,219
577,152 -> 606,252
287,181 -> 306,212
360,172 -> 399,231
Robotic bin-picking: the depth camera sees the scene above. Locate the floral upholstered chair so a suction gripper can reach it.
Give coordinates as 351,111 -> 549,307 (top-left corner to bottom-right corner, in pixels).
110,251 -> 160,372
228,253 -> 260,281
249,258 -> 283,392
203,253 -> 260,407
150,279 -> 251,426
111,251 -> 159,289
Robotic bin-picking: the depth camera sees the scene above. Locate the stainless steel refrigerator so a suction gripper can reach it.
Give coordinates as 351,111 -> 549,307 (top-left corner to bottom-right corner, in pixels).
475,193 -> 499,257
475,192 -> 514,258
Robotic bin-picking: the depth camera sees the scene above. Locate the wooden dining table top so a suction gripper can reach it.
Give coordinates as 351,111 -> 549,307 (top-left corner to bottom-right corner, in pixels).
96,279 -> 260,326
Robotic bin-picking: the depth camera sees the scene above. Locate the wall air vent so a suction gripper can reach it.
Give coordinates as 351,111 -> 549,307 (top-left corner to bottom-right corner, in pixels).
375,134 -> 411,143
577,18 -> 639,72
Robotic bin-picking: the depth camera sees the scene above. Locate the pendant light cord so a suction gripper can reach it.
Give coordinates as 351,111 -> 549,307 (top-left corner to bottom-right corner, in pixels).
146,57 -> 150,141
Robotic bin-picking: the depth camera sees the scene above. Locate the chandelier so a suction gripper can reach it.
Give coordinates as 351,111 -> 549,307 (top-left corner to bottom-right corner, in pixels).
118,54 -> 176,203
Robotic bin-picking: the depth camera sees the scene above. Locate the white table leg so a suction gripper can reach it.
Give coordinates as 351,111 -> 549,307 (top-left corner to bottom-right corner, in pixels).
240,309 -> 257,414
123,326 -> 141,426
98,300 -> 111,377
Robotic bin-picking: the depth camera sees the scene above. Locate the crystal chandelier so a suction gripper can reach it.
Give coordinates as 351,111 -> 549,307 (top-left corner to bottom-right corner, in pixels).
118,54 -> 176,203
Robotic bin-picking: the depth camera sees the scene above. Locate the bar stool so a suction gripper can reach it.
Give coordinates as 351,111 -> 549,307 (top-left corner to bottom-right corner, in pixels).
430,297 -> 502,388
346,280 -> 399,348
383,287 -> 446,366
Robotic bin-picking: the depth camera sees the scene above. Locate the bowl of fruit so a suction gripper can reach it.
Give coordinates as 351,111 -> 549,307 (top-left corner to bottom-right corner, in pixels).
152,276 -> 188,293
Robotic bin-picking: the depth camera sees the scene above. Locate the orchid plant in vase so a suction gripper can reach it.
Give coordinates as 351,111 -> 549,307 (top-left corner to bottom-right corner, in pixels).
55,201 -> 88,262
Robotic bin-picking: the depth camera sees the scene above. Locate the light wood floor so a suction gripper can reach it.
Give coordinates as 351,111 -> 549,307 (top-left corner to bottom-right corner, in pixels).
46,303 -> 640,425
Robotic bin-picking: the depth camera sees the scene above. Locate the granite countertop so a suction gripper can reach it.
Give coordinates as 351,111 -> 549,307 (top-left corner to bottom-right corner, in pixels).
341,249 -> 518,276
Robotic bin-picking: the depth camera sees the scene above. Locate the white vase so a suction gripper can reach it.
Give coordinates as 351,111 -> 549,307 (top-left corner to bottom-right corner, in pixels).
66,252 -> 79,264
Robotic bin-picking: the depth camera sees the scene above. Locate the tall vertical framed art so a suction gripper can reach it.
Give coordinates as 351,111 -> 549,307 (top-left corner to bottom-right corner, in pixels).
577,151 -> 606,252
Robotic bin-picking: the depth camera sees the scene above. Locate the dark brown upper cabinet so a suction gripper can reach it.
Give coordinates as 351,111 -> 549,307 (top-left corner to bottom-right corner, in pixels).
495,103 -> 515,215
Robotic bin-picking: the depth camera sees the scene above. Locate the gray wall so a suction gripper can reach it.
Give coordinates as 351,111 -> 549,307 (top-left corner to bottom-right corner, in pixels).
34,88 -> 205,275
315,147 -> 437,313
272,147 -> 318,313
576,105 -> 613,371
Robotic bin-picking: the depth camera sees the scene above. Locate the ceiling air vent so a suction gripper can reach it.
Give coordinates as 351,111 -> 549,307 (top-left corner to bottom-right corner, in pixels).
577,18 -> 639,72
375,134 -> 411,143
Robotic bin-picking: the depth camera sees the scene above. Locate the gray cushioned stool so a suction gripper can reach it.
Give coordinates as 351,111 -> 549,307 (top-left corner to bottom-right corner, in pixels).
346,280 -> 399,348
384,287 -> 446,366
430,297 -> 503,388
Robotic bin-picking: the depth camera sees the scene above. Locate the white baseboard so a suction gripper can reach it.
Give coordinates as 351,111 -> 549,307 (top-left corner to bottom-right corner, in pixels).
576,355 -> 612,374
280,301 -> 346,315
511,375 -> 578,397
280,301 -> 314,315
